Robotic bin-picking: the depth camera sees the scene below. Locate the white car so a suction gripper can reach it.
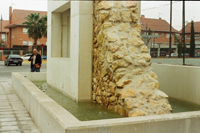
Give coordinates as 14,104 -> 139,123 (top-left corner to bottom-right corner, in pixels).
166,53 -> 178,57
21,54 -> 32,60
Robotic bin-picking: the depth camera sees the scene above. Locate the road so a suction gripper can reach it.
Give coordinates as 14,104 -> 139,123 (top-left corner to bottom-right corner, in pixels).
0,61 -> 47,78
1,58 -> 199,79
151,58 -> 200,66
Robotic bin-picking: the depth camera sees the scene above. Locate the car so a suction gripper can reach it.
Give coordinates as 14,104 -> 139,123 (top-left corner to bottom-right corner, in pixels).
41,56 -> 47,59
21,54 -> 32,60
166,53 -> 178,57
4,54 -> 23,66
151,51 -> 166,57
181,53 -> 189,58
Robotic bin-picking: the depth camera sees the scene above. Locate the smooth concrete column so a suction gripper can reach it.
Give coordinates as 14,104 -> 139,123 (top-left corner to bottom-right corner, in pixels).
78,1 -> 93,102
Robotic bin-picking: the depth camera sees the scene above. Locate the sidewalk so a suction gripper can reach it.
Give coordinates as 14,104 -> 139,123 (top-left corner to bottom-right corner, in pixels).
0,78 -> 40,133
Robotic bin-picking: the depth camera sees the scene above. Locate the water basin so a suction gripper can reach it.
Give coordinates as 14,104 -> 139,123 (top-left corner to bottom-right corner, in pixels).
33,81 -> 200,121
33,81 -> 124,121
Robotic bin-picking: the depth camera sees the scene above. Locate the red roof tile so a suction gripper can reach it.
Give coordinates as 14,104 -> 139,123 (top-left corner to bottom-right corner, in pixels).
179,21 -> 200,33
140,17 -> 178,33
5,9 -> 47,28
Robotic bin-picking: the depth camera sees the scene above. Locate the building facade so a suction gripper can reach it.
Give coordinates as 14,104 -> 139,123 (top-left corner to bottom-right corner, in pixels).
4,7 -> 47,48
140,15 -> 178,54
179,21 -> 200,55
0,20 -> 9,47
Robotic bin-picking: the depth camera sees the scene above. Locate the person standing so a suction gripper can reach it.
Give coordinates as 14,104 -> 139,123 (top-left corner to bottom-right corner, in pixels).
28,49 -> 42,72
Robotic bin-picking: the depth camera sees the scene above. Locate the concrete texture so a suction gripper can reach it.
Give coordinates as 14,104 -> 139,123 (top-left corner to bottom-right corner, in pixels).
47,1 -> 93,102
12,72 -> 200,133
0,78 -> 40,133
12,72 -> 80,133
152,63 -> 200,105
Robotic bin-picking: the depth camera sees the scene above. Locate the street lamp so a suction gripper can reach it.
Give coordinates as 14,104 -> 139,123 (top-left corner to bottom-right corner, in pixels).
1,15 -> 3,44
169,0 -> 172,58
182,1 -> 185,65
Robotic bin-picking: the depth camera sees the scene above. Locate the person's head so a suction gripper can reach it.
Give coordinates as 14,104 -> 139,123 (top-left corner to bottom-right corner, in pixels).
33,49 -> 37,55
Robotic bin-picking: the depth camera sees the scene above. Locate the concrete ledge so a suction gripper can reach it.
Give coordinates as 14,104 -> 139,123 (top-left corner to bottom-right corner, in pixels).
152,63 -> 200,105
20,72 -> 47,81
12,72 -> 200,133
12,72 -> 80,133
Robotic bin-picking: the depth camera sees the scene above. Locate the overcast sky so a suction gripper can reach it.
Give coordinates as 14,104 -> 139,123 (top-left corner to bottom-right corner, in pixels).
0,0 -> 200,31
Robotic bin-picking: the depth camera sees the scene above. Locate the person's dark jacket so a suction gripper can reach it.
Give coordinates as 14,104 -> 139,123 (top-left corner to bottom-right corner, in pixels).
28,54 -> 42,68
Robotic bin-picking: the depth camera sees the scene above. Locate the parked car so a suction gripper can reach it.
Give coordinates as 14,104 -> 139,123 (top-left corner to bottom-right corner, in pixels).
41,56 -> 47,59
181,53 -> 189,58
151,51 -> 166,57
4,54 -> 23,66
166,53 -> 178,57
21,54 -> 32,60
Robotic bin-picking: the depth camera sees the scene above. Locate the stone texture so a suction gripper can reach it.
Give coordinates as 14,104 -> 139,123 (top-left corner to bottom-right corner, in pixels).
93,1 -> 172,117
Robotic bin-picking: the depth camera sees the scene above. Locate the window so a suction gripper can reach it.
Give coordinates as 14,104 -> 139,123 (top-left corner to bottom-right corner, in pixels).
38,41 -> 40,44
166,34 -> 170,38
23,41 -> 28,45
23,28 -> 28,34
1,34 -> 5,42
154,33 -> 159,36
51,9 -> 70,58
29,41 -> 33,46
12,35 -> 14,39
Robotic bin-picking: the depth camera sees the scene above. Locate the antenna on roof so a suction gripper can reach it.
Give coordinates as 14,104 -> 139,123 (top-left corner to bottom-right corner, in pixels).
11,0 -> 16,6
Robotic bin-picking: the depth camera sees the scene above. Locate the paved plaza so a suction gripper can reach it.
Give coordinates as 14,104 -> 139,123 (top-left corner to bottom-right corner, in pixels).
0,78 -> 40,133
0,61 -> 45,133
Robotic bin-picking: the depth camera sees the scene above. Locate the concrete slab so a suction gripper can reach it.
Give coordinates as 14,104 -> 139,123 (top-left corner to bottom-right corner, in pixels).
12,72 -> 200,133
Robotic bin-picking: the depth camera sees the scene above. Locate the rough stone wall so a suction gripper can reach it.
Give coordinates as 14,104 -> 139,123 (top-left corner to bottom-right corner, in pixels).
92,1 -> 172,117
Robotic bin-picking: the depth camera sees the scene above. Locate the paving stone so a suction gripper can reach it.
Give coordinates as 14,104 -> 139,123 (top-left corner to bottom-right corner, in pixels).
1,131 -> 22,133
18,117 -> 32,121
1,121 -> 18,126
0,80 -> 40,133
0,114 -> 15,118
0,126 -> 20,131
21,124 -> 38,130
20,121 -> 34,125
0,118 -> 16,122
0,112 -> 14,115
16,114 -> 30,118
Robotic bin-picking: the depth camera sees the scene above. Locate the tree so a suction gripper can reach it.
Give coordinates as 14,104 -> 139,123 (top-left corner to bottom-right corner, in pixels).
148,28 -> 151,35
174,33 -> 182,57
189,20 -> 195,57
23,13 -> 47,48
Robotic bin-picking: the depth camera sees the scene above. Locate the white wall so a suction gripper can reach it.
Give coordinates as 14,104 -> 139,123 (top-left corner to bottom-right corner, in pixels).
47,1 -> 93,102
152,63 -> 200,105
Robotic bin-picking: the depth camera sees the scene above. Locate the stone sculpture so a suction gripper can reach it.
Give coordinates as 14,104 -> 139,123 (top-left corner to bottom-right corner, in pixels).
92,1 -> 172,117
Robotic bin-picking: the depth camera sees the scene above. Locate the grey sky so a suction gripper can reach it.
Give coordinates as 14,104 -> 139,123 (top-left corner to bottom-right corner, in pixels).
0,1 -> 200,31
141,1 -> 200,31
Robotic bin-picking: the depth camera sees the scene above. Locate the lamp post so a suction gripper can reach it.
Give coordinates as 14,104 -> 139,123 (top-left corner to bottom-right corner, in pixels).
1,15 -> 2,45
182,1 -> 185,65
169,0 -> 172,58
